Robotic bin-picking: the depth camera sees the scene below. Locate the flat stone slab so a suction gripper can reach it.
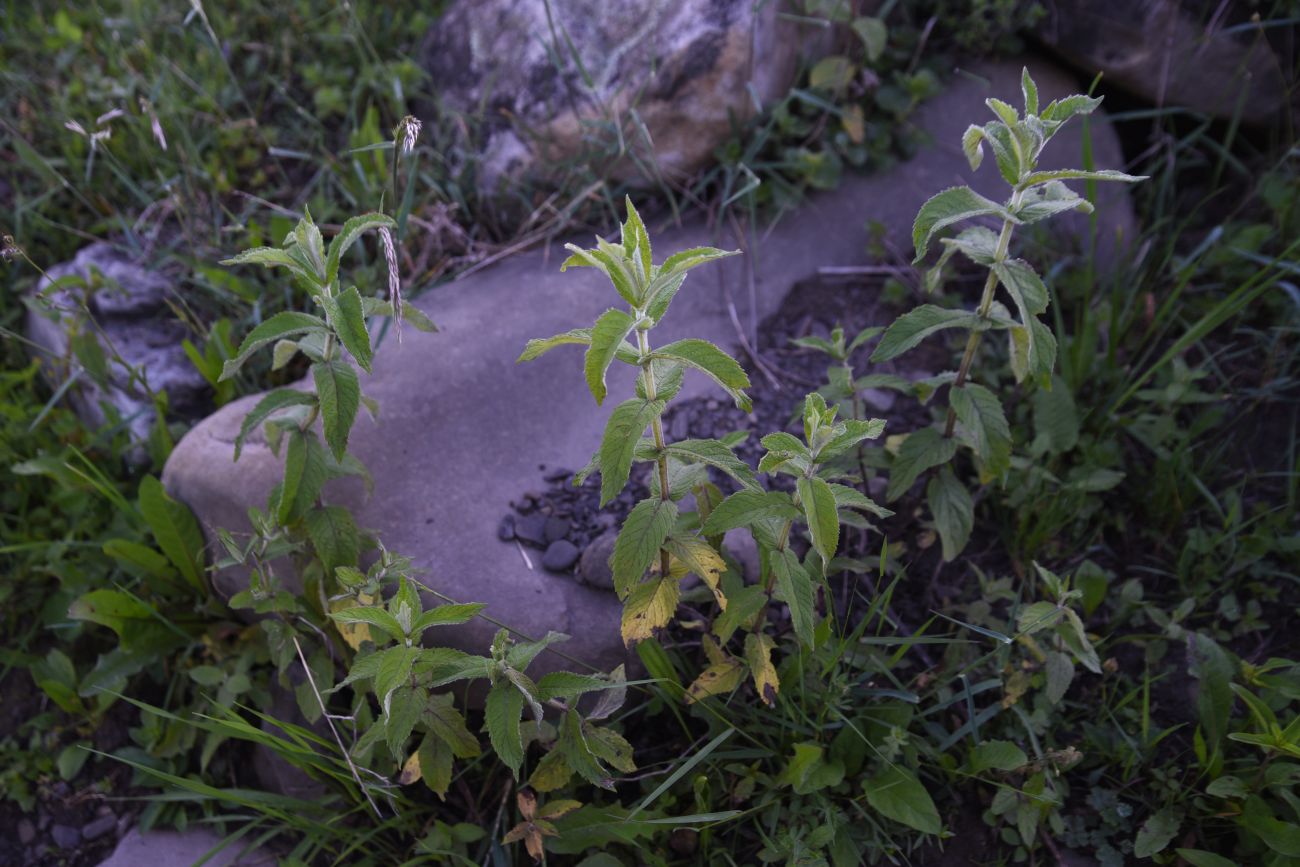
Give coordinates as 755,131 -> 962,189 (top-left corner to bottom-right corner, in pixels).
97,828 -> 273,867
162,59 -> 1135,677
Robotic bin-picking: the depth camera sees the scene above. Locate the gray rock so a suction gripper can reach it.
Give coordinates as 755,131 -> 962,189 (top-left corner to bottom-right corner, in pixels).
253,677 -> 330,801
577,530 -> 618,590
544,516 -> 571,544
514,514 -> 548,546
25,243 -> 210,449
17,818 -> 35,845
163,58 -> 1135,679
543,539 -> 581,572
1037,0 -> 1287,124
497,514 -> 516,541
82,813 -> 117,842
51,824 -> 81,849
420,0 -> 820,190
96,828 -> 274,867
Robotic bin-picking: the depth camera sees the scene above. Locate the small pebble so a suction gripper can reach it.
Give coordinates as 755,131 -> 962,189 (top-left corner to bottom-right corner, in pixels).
543,516 -> 571,543
82,813 -> 116,841
514,514 -> 548,546
497,514 -> 515,541
51,824 -> 81,849
541,540 -> 580,572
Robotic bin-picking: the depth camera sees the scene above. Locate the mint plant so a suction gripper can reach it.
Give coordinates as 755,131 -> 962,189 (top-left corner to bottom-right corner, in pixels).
869,68 -> 1144,559
521,199 -> 892,707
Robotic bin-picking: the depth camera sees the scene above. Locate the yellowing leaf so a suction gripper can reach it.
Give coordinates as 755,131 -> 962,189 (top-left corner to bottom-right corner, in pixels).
621,576 -> 680,646
398,749 -> 422,785
744,632 -> 780,707
331,592 -> 375,650
685,658 -> 746,704
843,104 -> 866,143
667,536 -> 727,610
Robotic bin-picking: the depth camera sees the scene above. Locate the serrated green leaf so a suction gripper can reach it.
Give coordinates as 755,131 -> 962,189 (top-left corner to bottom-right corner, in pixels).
702,490 -> 799,535
827,483 -> 892,519
1014,180 -> 1094,224
559,709 -> 615,789
412,603 -> 486,634
886,427 -> 958,501
325,212 -> 396,288
234,389 -> 316,461
650,339 -> 751,411
599,398 -> 665,506
329,605 -> 405,643
313,359 -> 360,461
870,305 -> 983,362
585,309 -> 637,405
518,328 -> 593,362
644,270 -> 687,323
386,686 -> 424,759
418,733 -> 454,799
797,477 -> 839,566
863,765 -> 941,835
424,692 -> 481,758
278,429 -> 328,524
1021,67 -> 1039,115
1134,807 -> 1183,858
911,187 -> 1016,262
663,439 -> 759,490
622,197 -> 652,281
220,312 -> 328,381
772,547 -> 815,647
1021,168 -> 1145,188
484,681 -> 526,776
970,740 -> 1028,772
612,498 -> 678,597
659,246 -> 738,276
950,383 -> 1011,479
374,646 -> 420,712
328,286 -> 372,373
305,505 -> 358,578
926,466 -> 972,561
138,476 -> 204,591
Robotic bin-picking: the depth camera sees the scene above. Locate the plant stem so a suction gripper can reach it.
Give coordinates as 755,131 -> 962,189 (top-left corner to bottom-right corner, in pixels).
636,327 -> 673,580
943,189 -> 1024,438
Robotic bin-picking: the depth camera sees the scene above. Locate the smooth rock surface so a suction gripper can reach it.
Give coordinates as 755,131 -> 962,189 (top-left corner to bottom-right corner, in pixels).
1037,0 -> 1287,124
96,828 -> 273,867
420,0 -> 818,189
163,58 -> 1137,678
26,243 -> 210,446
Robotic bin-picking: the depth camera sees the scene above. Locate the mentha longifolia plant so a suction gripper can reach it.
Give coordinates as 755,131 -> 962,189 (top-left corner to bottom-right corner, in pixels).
522,68 -> 1143,707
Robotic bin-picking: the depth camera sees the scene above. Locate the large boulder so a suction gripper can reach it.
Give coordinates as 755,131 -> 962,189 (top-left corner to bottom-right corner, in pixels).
420,0 -> 817,190
97,828 -> 273,867
26,243 -> 210,449
163,59 -> 1137,679
1036,0 -> 1288,124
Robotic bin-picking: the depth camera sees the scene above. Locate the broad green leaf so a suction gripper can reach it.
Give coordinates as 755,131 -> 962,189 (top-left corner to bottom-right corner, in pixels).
863,765 -> 941,835
484,681 -> 526,777
599,398 -> 665,506
506,631 -> 570,673
1190,634 -> 1235,748
1015,180 -> 1094,224
969,740 -> 1027,772
412,603 -> 485,634
278,429 -> 328,524
325,212 -> 395,288
622,196 -> 652,281
559,708 -> 615,789
103,538 -> 175,583
416,734 -> 453,798
1010,317 -> 1057,387
1022,168 -> 1145,188
585,309 -> 637,405
886,427 -> 959,501
663,439 -> 759,490
1045,650 -> 1074,705
772,547 -> 815,647
305,505 -> 358,578
926,466 -> 972,561
519,328 -> 591,362
67,589 -> 153,641
611,498 -> 678,597
328,605 -> 404,643
744,632 -> 779,706
702,490 -> 799,535
870,305 -> 983,362
328,286 -> 373,373
1032,376 -> 1079,453
1040,93 -> 1102,124
797,476 -> 839,566
621,576 -> 680,646
374,645 -> 420,713
985,97 -> 1019,127
911,186 -> 1016,262
644,271 -> 687,323
1174,850 -> 1237,867
1017,601 -> 1063,635
234,389 -> 316,461
659,246 -> 738,276
424,692 -> 481,758
852,16 -> 887,62
220,246 -> 308,279
1021,67 -> 1039,115
714,584 -> 769,645
220,312 -> 327,381
386,686 -> 424,759
827,483 -> 892,519
139,476 -> 205,591
313,359 -> 361,461
993,258 -> 1048,318
591,242 -> 641,306
290,210 -> 327,280
585,726 -> 635,774
1133,807 -> 1183,858
950,383 -> 1011,479
820,418 -> 888,460
650,339 -> 751,411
